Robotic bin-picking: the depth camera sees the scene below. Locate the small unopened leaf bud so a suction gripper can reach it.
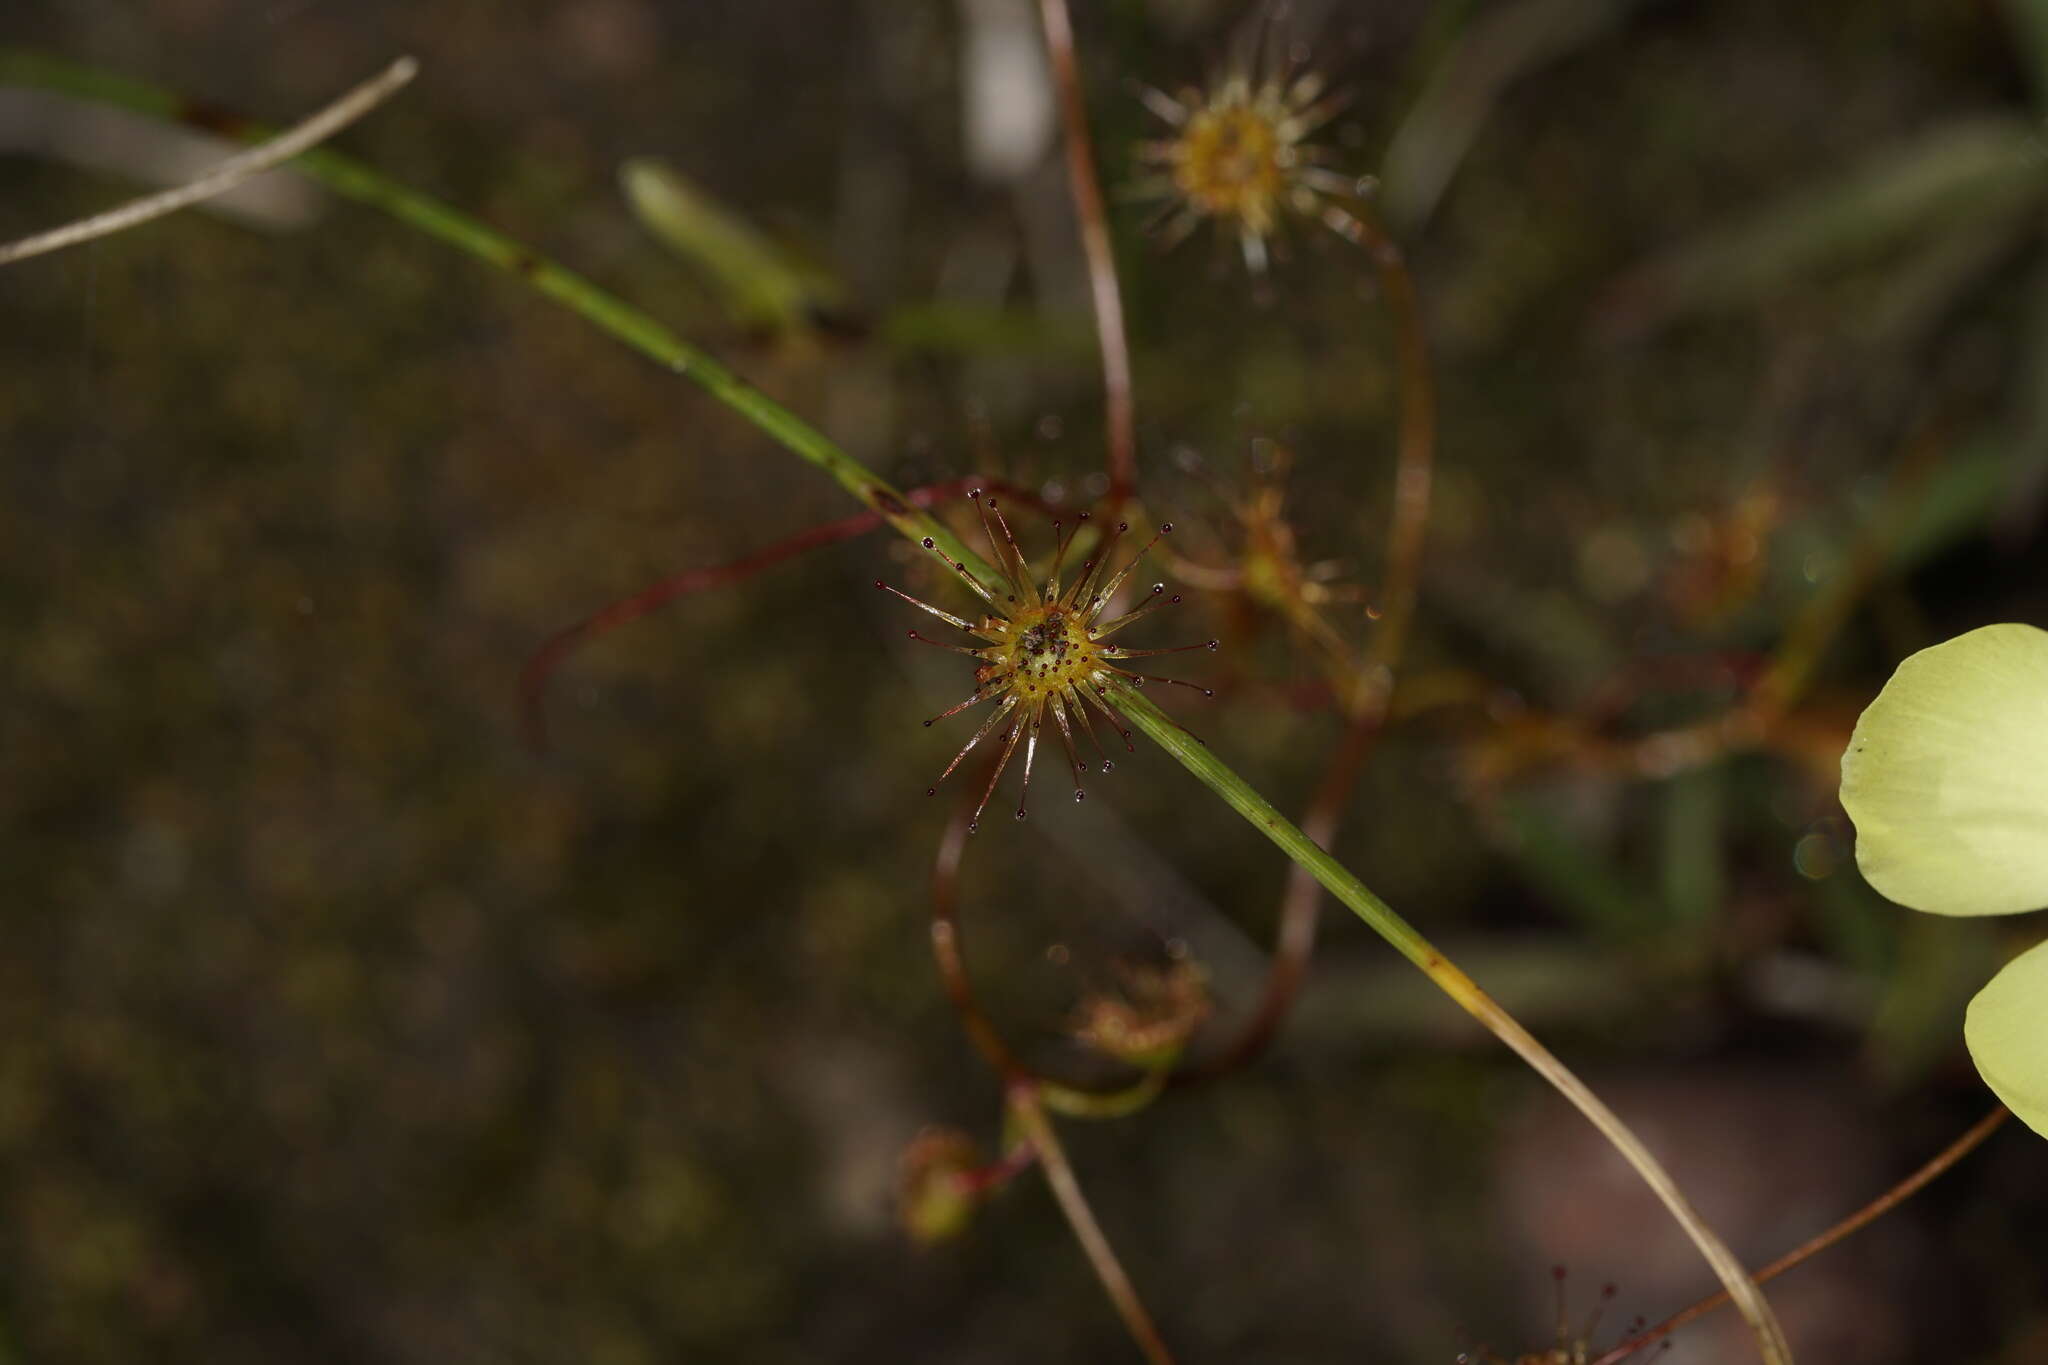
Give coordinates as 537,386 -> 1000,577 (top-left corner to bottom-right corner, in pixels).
898,1127 -> 982,1245
1072,960 -> 1212,1068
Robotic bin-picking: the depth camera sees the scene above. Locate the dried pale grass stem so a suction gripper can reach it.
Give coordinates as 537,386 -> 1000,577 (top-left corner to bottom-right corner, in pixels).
0,55 -> 417,266
1008,1084 -> 1177,1365
1588,1105 -> 2011,1365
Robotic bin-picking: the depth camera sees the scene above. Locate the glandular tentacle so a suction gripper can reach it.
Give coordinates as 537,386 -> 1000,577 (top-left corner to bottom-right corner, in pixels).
892,501 -> 1212,819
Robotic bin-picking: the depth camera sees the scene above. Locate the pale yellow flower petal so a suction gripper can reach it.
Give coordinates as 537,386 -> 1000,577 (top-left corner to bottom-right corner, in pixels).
1840,623 -> 2048,916
1965,938 -> 2048,1139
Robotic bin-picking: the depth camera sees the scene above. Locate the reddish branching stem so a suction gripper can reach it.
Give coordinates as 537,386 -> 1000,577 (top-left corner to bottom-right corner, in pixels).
1467,415 -> 1950,794
929,787 -> 1036,1080
520,476 -> 1053,750
1036,0 -> 1138,508
953,1140 -> 1038,1196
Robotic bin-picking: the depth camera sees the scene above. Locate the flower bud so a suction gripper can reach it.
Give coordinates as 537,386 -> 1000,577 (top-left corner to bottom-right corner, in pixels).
898,1127 -> 983,1245
1071,960 -> 1211,1068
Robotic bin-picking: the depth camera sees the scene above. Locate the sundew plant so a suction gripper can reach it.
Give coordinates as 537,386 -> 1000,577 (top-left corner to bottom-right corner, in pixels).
2,3 -> 2046,1362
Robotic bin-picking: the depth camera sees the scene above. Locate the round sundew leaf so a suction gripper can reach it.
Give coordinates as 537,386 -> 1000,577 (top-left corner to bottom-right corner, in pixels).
1840,623 -> 2048,917
1965,937 -> 2048,1139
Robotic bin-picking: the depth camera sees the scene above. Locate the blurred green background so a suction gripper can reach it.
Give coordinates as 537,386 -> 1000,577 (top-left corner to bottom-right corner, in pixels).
3,1 -> 2047,1361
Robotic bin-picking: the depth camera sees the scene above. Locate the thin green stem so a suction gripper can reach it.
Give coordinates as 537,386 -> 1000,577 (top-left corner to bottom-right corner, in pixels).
1,51 -> 1788,1363
1189,191 -> 1442,1080
1039,1066 -> 1170,1121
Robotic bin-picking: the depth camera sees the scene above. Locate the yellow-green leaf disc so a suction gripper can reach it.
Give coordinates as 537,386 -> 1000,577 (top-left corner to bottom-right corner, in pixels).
1966,937 -> 2048,1138
1840,623 -> 2048,916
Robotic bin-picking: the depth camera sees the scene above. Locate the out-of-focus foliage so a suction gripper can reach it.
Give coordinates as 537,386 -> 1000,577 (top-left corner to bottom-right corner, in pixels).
1,1 -> 2045,1362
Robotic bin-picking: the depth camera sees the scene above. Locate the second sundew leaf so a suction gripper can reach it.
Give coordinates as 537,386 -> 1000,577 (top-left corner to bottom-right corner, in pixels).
1840,623 -> 2048,917
1966,936 -> 2048,1138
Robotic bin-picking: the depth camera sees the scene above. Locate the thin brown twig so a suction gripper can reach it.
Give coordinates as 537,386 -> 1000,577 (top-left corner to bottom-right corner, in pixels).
0,55 -> 418,266
930,792 -> 1034,1079
519,475 -> 1053,749
1008,1083 -> 1177,1365
1587,1105 -> 2010,1365
1036,0 -> 1138,505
